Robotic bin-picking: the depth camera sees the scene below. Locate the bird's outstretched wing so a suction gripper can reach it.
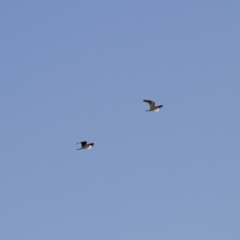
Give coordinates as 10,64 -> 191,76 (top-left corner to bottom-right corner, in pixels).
143,99 -> 155,108
80,141 -> 87,147
76,141 -> 86,145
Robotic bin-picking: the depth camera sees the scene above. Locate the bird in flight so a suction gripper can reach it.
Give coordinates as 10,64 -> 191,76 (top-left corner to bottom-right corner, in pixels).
143,99 -> 163,112
76,141 -> 94,150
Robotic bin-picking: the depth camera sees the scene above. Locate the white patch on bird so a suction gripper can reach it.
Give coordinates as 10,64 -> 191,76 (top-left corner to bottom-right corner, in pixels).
86,145 -> 92,149
153,108 -> 160,112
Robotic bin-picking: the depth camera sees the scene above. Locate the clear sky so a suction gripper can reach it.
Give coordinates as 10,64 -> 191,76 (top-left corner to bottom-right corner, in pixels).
1,0 -> 240,239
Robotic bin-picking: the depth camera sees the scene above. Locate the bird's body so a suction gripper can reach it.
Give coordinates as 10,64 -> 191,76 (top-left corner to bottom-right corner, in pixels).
143,99 -> 163,112
86,145 -> 93,149
153,108 -> 160,112
76,141 -> 94,150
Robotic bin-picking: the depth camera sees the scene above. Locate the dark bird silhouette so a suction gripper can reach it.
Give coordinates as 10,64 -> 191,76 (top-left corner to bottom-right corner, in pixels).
143,99 -> 163,112
76,141 -> 94,150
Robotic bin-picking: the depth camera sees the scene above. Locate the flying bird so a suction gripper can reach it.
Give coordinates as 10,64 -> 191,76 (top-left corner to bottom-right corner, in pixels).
76,141 -> 94,150
143,99 -> 163,112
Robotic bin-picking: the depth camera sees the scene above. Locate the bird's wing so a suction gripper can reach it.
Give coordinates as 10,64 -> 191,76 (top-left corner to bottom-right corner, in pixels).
89,143 -> 94,146
143,100 -> 155,108
81,141 -> 87,147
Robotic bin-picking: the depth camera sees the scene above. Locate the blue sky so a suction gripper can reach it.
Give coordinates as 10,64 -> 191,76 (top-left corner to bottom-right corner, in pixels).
1,0 -> 240,239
